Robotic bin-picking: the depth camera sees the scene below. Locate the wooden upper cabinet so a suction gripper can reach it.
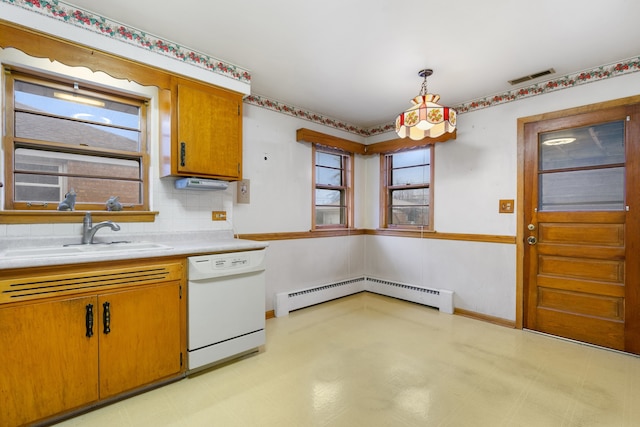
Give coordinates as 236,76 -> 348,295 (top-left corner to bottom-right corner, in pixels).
0,21 -> 245,182
161,78 -> 243,180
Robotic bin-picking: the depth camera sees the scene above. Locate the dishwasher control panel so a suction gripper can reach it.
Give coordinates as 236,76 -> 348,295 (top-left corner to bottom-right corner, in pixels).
188,249 -> 266,280
213,254 -> 249,269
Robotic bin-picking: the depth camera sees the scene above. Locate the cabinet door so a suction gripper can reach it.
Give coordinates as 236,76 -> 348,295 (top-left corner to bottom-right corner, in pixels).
0,296 -> 99,426
98,282 -> 183,399
177,82 -> 242,179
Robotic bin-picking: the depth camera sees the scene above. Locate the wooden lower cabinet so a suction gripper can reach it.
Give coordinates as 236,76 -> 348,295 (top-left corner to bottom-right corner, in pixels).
98,282 -> 183,399
0,296 -> 100,426
0,259 -> 185,427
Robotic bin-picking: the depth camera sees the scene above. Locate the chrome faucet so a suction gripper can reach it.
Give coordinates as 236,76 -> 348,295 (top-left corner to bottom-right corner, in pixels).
82,212 -> 121,244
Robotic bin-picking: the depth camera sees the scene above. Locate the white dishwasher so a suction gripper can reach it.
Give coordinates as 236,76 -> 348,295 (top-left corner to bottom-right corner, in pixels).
187,248 -> 266,372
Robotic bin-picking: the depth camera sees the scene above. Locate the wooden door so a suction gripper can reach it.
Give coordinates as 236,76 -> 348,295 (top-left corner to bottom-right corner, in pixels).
523,103 -> 640,354
177,81 -> 242,179
0,296 -> 99,426
98,282 -> 183,399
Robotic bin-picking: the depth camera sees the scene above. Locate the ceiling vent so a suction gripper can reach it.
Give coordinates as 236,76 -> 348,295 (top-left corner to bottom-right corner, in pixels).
508,68 -> 555,85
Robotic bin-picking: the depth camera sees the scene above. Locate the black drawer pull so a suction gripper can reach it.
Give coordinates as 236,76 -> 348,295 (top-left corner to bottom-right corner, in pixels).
85,304 -> 94,338
103,302 -> 111,335
180,142 -> 186,167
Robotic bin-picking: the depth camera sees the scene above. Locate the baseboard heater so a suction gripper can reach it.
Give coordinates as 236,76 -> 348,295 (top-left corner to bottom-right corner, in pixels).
274,276 -> 453,317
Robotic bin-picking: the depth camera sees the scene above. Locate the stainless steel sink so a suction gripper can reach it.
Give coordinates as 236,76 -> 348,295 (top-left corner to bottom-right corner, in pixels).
1,242 -> 172,259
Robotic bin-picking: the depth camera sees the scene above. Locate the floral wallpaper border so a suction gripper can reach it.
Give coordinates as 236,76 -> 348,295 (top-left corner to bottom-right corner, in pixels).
3,0 -> 640,137
1,0 -> 251,83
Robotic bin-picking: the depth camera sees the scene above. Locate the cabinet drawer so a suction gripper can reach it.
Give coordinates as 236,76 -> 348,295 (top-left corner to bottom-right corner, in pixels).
0,260 -> 184,304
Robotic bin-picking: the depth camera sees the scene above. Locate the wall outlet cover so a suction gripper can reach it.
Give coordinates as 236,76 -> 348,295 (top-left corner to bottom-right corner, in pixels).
212,211 -> 227,221
237,179 -> 250,204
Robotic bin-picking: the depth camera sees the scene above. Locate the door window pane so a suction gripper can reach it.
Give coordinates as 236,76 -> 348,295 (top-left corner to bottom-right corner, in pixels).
540,121 -> 624,171
539,167 -> 624,211
539,120 -> 625,211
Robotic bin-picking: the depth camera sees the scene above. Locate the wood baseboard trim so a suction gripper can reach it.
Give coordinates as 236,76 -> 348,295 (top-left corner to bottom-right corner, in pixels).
454,308 -> 516,328
266,310 -> 275,319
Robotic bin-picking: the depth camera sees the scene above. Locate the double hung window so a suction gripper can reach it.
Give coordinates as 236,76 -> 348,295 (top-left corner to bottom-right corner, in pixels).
381,146 -> 433,229
313,145 -> 353,229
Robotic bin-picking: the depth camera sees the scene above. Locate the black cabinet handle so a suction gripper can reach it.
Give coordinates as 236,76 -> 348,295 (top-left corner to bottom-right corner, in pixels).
103,301 -> 111,335
180,142 -> 186,167
85,304 -> 94,337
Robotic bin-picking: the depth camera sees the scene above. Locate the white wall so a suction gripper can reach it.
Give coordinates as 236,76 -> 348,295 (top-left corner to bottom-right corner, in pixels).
265,235 -> 365,310
234,104 -> 366,234
237,104 -> 367,310
365,235 -> 516,319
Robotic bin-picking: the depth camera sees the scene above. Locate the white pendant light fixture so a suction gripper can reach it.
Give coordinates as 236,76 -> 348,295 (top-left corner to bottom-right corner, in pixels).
395,69 -> 457,140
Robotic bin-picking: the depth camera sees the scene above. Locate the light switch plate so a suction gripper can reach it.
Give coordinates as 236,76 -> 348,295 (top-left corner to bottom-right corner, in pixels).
237,179 -> 250,204
499,199 -> 514,213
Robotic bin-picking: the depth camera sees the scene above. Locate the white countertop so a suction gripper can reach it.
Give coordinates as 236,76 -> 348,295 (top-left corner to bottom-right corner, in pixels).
0,230 -> 269,270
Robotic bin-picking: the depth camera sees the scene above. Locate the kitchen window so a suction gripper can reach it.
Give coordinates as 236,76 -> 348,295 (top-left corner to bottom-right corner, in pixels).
381,146 -> 434,229
313,145 -> 353,229
3,69 -> 150,215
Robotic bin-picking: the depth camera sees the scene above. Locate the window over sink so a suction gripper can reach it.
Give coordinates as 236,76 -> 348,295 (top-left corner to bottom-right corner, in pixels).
3,68 -> 151,216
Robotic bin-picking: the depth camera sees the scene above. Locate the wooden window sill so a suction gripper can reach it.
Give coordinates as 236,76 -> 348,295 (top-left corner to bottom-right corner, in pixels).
0,211 -> 158,224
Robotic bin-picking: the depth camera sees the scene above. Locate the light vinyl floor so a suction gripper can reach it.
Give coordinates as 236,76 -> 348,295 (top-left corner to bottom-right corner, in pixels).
55,293 -> 640,426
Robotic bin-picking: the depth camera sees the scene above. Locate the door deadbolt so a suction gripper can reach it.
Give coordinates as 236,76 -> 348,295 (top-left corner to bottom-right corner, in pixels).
527,224 -> 536,231
527,236 -> 537,245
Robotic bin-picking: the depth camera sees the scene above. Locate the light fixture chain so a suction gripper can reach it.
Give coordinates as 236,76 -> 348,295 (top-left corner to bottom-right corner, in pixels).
417,68 -> 432,96
420,77 -> 428,96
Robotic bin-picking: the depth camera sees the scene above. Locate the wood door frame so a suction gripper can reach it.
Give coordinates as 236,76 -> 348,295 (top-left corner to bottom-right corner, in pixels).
515,94 -> 640,330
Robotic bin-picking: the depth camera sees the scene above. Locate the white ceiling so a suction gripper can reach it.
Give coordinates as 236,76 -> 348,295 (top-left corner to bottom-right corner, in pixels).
66,0 -> 640,129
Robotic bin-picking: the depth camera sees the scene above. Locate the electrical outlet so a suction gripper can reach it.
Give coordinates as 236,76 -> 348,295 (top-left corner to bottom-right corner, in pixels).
499,199 -> 514,213
237,179 -> 250,204
212,211 -> 227,221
